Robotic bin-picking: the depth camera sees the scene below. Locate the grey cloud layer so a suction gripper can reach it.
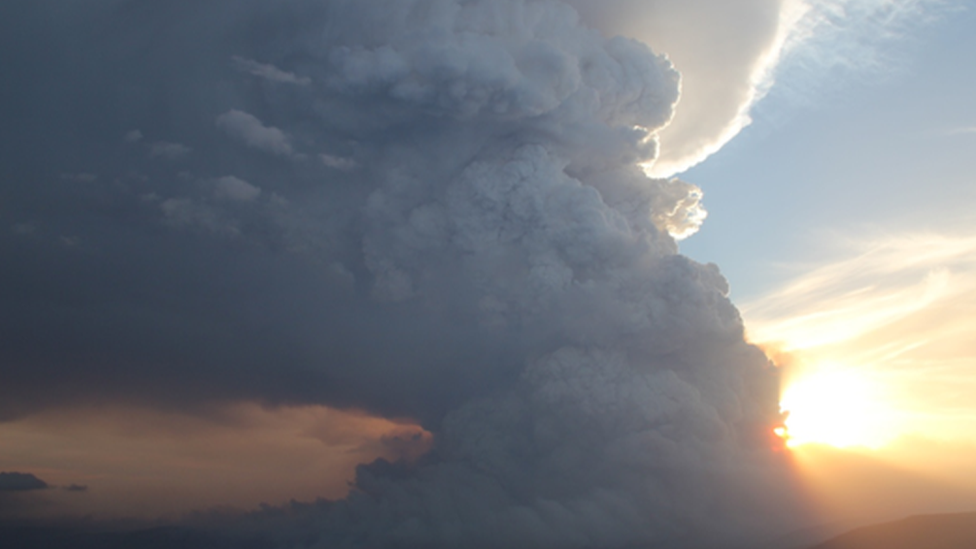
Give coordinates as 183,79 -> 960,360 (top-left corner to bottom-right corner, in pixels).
0,0 -> 810,546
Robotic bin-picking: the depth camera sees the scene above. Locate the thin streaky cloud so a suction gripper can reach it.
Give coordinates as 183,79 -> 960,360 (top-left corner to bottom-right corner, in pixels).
915,126 -> 976,139
231,56 -> 311,85
216,110 -> 293,157
946,126 -> 976,136
149,141 -> 191,159
742,232 -> 976,349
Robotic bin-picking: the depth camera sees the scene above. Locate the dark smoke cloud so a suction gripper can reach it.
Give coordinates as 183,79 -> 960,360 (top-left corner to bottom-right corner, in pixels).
0,473 -> 49,492
0,0 -> 812,546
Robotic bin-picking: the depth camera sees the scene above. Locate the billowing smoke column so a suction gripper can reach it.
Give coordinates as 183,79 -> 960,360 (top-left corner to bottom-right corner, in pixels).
0,0 -> 809,546
220,1 -> 804,547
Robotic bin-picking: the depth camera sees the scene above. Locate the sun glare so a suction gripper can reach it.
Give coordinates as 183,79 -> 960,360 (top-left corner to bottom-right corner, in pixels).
780,365 -> 892,449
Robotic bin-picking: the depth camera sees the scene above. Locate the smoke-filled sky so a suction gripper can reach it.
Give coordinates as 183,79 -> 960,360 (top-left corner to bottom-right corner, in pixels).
1,1 -> 974,548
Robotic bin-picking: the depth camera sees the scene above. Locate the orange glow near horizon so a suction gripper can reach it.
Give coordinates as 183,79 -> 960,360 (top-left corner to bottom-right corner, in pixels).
741,233 -> 976,529
0,404 -> 432,520
778,364 -> 894,449
785,439 -> 976,528
741,233 -> 976,452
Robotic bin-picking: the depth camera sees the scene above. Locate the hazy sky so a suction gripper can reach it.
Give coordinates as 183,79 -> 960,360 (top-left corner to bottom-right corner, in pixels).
1,1 -> 974,547
676,4 -> 976,529
680,2 -> 976,451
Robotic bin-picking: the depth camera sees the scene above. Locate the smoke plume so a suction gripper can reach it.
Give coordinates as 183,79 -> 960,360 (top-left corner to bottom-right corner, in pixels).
0,0 -> 813,546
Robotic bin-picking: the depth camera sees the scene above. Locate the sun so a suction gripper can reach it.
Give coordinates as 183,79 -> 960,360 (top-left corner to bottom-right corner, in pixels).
778,364 -> 892,449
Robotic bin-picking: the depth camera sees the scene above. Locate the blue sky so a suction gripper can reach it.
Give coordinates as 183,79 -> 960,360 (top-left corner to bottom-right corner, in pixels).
680,3 -> 976,300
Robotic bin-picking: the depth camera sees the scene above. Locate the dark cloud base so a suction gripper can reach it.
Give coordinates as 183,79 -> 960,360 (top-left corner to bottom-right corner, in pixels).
0,472 -> 49,492
0,522 -> 271,549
